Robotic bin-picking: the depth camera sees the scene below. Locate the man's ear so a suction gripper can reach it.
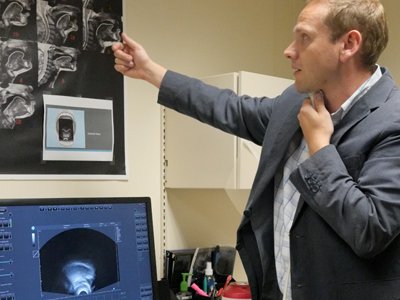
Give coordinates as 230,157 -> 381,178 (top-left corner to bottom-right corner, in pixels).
339,30 -> 362,62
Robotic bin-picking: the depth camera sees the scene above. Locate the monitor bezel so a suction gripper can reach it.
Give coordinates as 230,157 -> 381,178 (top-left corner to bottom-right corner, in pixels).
0,196 -> 159,300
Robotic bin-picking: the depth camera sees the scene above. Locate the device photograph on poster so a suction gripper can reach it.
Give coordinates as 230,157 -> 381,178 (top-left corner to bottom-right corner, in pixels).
43,94 -> 114,162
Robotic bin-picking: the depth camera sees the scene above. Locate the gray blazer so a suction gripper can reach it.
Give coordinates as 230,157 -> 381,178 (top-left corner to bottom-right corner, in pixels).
158,68 -> 400,300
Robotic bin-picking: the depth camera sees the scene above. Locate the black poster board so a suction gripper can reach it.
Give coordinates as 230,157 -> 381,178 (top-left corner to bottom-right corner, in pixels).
0,0 -> 125,178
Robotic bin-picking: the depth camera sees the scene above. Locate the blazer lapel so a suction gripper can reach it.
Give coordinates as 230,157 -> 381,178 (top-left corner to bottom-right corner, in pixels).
331,72 -> 395,146
246,97 -> 303,209
268,105 -> 302,167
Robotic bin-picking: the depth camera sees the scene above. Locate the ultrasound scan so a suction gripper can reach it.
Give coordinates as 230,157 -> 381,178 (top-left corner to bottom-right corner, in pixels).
39,228 -> 119,296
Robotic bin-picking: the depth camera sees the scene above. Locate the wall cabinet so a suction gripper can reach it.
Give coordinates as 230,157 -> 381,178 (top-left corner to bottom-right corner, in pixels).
165,71 -> 293,189
163,72 -> 293,281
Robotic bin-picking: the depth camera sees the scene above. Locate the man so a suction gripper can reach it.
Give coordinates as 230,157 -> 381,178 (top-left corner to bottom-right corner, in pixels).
113,0 -> 400,299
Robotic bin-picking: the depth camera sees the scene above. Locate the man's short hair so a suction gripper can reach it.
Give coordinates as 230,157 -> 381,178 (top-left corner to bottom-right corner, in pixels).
307,0 -> 388,69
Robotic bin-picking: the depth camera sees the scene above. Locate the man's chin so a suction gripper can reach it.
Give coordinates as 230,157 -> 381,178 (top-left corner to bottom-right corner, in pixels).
294,82 -> 310,94
294,82 -> 320,95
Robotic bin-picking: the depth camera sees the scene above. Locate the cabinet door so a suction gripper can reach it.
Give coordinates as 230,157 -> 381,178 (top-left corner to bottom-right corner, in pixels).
165,73 -> 238,189
237,72 -> 293,188
165,71 -> 293,189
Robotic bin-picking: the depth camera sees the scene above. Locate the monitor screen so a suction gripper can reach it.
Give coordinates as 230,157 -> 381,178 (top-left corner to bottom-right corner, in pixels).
0,197 -> 158,300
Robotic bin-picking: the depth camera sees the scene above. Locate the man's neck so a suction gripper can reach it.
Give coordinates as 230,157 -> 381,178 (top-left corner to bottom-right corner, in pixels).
322,66 -> 375,113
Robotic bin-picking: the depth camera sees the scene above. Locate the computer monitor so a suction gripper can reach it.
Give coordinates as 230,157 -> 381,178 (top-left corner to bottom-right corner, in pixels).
0,197 -> 158,300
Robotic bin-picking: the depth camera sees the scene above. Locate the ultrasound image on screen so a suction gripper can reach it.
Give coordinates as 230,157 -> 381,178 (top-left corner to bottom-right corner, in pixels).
39,228 -> 119,296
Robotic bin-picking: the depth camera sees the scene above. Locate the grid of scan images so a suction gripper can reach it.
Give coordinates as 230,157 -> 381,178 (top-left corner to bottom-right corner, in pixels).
0,0 -> 125,176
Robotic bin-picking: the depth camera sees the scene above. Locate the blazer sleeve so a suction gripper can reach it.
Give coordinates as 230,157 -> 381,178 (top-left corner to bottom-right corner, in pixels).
157,70 -> 277,145
290,133 -> 400,259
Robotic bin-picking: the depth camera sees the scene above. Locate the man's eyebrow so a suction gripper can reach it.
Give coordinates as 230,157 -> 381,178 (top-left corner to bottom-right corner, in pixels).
293,24 -> 316,35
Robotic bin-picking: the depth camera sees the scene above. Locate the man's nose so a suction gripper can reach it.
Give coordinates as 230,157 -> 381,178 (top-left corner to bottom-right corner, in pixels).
284,42 -> 296,60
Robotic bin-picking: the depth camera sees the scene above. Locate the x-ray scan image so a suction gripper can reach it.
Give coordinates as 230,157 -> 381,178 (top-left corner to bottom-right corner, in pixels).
0,0 -> 36,39
0,83 -> 35,129
83,0 -> 121,53
40,228 -> 119,296
0,39 -> 37,86
37,0 -> 82,47
38,43 -> 78,89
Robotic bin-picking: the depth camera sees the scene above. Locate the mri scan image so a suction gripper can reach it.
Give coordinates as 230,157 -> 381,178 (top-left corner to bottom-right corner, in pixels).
0,0 -> 36,39
82,0 -> 122,15
83,0 -> 121,53
0,39 -> 37,86
40,228 -> 119,296
0,83 -> 35,129
38,43 -> 78,89
37,0 -> 82,47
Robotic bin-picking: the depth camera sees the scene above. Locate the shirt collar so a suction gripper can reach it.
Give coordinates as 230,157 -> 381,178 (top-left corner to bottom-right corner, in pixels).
331,65 -> 382,125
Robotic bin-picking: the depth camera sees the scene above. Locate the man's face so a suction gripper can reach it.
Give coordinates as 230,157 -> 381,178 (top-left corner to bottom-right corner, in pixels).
284,1 -> 342,94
